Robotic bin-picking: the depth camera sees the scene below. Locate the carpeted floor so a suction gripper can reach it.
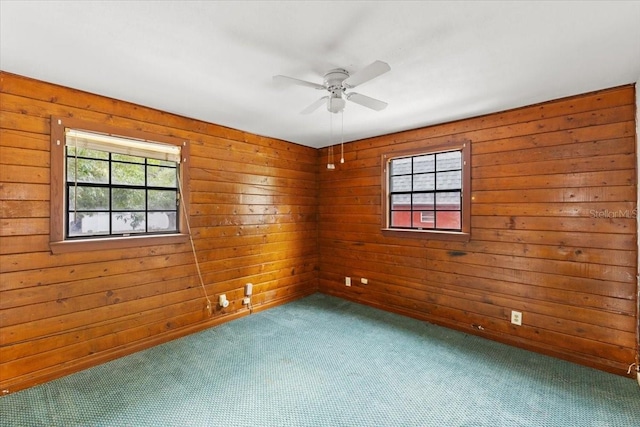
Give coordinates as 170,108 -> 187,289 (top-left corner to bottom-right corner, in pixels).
1,293 -> 638,426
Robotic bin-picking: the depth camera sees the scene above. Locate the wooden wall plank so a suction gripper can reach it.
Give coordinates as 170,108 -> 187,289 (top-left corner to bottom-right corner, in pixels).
0,71 -> 319,393
1,72 -> 637,392
318,84 -> 638,377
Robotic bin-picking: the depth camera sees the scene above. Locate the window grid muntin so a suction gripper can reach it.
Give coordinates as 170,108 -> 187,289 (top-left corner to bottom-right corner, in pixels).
65,148 -> 178,239
389,150 -> 463,231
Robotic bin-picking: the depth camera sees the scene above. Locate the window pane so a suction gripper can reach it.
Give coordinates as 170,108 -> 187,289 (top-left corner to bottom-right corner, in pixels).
112,162 -> 145,186
67,158 -> 109,183
436,170 -> 462,190
112,153 -> 145,163
69,186 -> 109,210
67,146 -> 109,160
149,190 -> 176,210
436,211 -> 461,230
436,192 -> 461,210
391,175 -> 412,192
69,212 -> 110,237
149,212 -> 177,232
412,193 -> 434,210
391,194 -> 411,210
148,159 -> 177,167
58,120 -> 188,243
436,151 -> 461,171
148,165 -> 177,187
390,158 -> 411,176
112,188 -> 145,210
112,212 -> 146,233
413,173 -> 435,191
384,146 -> 467,235
413,155 -> 435,173
415,211 -> 434,229
390,211 -> 411,228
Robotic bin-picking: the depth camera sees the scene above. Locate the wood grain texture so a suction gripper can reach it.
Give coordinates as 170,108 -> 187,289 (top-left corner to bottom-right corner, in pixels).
1,72 -> 637,394
0,72 -> 319,393
317,84 -> 638,377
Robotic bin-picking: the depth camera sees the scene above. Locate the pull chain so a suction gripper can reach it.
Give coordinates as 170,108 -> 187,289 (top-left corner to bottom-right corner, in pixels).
340,110 -> 345,164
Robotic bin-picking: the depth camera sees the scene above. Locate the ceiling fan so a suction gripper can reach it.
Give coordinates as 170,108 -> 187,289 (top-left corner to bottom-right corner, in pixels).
273,60 -> 391,114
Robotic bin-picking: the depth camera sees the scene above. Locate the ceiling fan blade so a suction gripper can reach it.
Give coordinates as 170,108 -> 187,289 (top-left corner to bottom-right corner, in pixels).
342,60 -> 391,88
346,92 -> 388,111
273,75 -> 325,90
301,96 -> 329,114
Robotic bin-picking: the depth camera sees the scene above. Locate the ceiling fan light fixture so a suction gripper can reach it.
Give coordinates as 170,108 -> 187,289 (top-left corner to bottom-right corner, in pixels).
328,96 -> 346,114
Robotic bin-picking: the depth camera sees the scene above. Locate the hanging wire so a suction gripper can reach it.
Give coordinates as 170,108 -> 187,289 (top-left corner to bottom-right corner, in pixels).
340,110 -> 345,164
327,110 -> 335,169
176,155 -> 213,316
328,145 -> 335,170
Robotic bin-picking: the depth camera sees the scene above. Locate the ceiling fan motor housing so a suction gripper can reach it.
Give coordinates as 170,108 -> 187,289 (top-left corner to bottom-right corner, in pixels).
324,69 -> 349,113
324,69 -> 349,91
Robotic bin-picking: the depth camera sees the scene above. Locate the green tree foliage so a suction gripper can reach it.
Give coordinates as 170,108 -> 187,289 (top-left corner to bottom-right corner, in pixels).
67,147 -> 177,234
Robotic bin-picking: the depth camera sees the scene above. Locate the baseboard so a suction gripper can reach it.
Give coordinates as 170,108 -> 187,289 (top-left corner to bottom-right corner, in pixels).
320,290 -> 637,379
1,291 -> 312,396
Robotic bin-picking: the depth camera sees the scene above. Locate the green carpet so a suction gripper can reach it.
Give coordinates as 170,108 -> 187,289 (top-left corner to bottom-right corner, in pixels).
1,293 -> 638,426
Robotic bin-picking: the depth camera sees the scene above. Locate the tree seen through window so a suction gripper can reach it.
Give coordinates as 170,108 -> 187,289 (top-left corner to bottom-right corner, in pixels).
66,146 -> 179,238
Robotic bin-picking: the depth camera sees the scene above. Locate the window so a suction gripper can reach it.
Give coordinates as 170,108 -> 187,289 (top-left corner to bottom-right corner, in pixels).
50,116 -> 189,253
382,141 -> 470,241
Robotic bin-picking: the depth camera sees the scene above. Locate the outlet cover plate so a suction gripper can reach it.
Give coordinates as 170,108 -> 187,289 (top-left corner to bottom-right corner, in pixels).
511,310 -> 522,326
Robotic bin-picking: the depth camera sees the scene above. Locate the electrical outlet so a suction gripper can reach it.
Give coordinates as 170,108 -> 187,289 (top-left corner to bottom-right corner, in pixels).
360,278 -> 368,285
218,294 -> 229,308
511,310 -> 522,326
242,297 -> 250,305
345,277 -> 351,286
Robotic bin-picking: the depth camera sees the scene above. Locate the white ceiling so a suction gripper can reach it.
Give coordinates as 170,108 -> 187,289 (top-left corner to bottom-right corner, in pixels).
1,1 -> 639,149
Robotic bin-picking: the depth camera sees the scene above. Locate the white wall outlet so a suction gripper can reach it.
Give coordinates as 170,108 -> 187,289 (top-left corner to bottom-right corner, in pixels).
511,310 -> 522,326
345,277 -> 351,286
218,294 -> 229,308
360,278 -> 368,285
242,297 -> 250,305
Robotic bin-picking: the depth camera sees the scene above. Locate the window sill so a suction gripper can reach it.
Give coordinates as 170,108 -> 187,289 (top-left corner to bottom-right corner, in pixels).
381,228 -> 470,242
50,233 -> 190,254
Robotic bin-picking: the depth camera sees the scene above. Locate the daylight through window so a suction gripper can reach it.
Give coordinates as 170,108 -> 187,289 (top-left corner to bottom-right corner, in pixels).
50,116 -> 190,253
382,141 -> 470,241
65,129 -> 181,238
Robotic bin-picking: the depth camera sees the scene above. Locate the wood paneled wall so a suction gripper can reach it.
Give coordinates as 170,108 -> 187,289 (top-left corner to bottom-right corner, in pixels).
0,72 -> 319,394
0,72 -> 637,394
318,85 -> 638,376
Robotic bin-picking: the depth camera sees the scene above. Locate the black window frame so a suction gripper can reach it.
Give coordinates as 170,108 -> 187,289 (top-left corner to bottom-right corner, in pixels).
65,148 -> 180,239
